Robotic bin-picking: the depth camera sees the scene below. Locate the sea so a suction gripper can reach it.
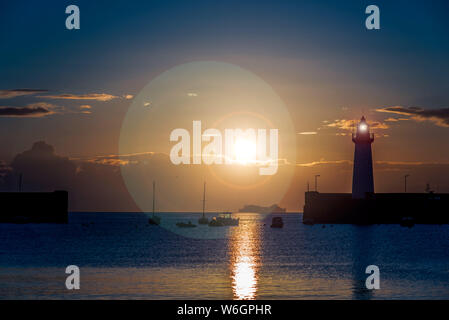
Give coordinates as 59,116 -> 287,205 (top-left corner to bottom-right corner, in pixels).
1,212 -> 449,300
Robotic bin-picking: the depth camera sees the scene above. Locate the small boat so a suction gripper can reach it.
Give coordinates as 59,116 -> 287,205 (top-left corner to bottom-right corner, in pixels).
148,215 -> 161,225
209,212 -> 239,227
208,217 -> 224,227
270,217 -> 284,228
176,221 -> 197,228
148,181 -> 161,225
198,182 -> 209,225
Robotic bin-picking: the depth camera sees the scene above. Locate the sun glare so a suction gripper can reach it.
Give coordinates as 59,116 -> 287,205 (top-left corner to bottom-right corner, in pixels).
234,138 -> 257,164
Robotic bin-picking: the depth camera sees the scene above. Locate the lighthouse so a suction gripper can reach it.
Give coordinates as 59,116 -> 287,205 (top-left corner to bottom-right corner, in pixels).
352,116 -> 374,199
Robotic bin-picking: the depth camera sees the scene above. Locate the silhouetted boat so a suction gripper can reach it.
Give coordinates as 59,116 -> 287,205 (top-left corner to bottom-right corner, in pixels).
148,216 -> 160,225
148,181 -> 161,225
176,221 -> 197,228
198,182 -> 209,225
270,217 -> 284,228
208,212 -> 239,227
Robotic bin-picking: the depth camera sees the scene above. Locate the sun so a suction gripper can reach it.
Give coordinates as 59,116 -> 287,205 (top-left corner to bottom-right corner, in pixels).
234,138 -> 257,165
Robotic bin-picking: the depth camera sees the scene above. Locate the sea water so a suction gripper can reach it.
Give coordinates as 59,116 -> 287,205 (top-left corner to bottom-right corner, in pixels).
0,212 -> 448,299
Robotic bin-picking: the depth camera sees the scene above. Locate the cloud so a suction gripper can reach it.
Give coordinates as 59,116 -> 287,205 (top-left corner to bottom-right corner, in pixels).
7,141 -> 77,190
326,119 -> 389,132
187,92 -> 198,97
0,102 -> 59,117
78,105 -> 92,114
370,122 -> 389,129
298,131 -> 317,135
326,119 -> 356,130
39,93 -> 119,101
1,90 -> 134,102
296,159 -> 352,167
384,117 -> 409,122
82,151 -> 157,166
376,106 -> 449,127
375,160 -> 449,166
0,89 -> 48,99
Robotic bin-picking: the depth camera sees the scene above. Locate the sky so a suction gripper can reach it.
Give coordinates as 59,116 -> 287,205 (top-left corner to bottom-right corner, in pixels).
1,0 -> 448,211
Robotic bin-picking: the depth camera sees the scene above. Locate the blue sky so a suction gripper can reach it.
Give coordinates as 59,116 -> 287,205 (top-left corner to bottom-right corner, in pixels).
1,0 -> 448,95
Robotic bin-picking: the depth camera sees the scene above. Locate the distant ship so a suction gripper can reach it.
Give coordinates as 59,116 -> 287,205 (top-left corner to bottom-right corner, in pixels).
238,204 -> 286,214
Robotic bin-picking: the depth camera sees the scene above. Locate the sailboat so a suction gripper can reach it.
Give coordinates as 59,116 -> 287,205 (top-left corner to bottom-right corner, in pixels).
148,181 -> 161,225
198,182 -> 209,225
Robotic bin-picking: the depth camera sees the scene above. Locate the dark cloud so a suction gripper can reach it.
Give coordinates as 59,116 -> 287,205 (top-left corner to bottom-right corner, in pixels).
0,104 -> 54,117
0,102 -> 94,117
377,106 -> 449,127
9,141 -> 77,190
1,90 -> 133,103
0,89 -> 48,99
0,141 -> 138,211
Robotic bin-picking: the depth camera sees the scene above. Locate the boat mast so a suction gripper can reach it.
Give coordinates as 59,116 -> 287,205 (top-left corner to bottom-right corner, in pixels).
202,182 -> 206,218
152,181 -> 155,217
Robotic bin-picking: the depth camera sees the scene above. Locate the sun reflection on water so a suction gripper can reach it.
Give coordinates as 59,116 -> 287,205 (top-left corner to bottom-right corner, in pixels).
229,214 -> 261,300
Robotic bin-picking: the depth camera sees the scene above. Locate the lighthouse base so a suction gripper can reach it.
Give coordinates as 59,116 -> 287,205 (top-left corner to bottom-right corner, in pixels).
303,191 -> 449,224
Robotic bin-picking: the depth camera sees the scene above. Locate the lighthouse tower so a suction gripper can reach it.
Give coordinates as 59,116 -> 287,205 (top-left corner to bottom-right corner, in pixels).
352,116 -> 374,199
